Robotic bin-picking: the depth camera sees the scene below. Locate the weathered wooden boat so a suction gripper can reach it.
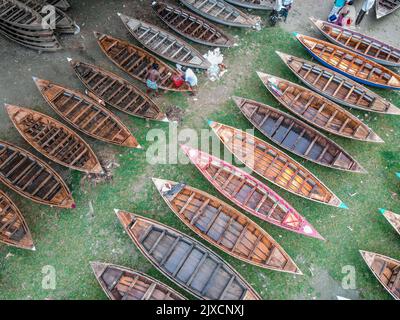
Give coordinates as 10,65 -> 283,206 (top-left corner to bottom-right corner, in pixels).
181,145 -> 323,239
379,208 -> 400,236
152,1 -> 235,48
91,262 -> 186,300
295,33 -> 400,90
119,14 -> 210,70
95,32 -> 191,92
360,250 -> 400,300
224,0 -> 274,10
0,140 -> 75,208
310,18 -> 400,67
6,104 -> 103,174
115,209 -> 261,300
179,0 -> 261,28
258,74 -> 383,143
235,97 -> 366,173
46,0 -> 70,11
209,121 -> 347,208
68,59 -> 168,122
276,52 -> 400,115
33,77 -> 140,148
376,0 -> 400,19
0,190 -> 34,250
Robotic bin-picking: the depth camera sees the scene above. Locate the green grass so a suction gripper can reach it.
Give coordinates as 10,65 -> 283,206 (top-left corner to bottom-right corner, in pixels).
1,26 -> 400,300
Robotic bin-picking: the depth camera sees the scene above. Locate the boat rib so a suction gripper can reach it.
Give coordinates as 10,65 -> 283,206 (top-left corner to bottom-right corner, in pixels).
91,262 -> 186,300
181,145 -> 323,239
95,32 -> 191,92
224,0 -> 275,10
258,73 -> 383,143
379,208 -> 400,236
6,104 -> 103,174
119,14 -> 210,70
360,250 -> 400,300
0,139 -> 75,208
33,77 -> 140,148
295,33 -> 400,90
152,1 -> 235,48
376,0 -> 400,19
276,51 -> 400,115
68,59 -> 168,122
209,121 -> 346,208
115,209 -> 261,300
0,190 -> 34,250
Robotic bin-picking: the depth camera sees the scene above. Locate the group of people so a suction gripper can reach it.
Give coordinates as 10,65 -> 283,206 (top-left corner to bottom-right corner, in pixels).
328,0 -> 376,26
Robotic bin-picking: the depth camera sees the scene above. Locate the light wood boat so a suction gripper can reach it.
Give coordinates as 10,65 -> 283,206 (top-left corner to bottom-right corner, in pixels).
376,0 -> 400,19
379,209 -> 400,236
224,0 -> 274,10
180,144 -> 323,239
258,74 -> 383,143
91,262 -> 186,300
276,51 -> 400,115
115,209 -> 261,300
360,250 -> 400,300
295,33 -> 400,90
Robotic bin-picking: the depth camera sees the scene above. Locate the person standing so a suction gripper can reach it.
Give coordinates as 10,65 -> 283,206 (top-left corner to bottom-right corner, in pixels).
356,0 -> 375,26
146,63 -> 161,97
274,0 -> 294,22
328,0 -> 353,23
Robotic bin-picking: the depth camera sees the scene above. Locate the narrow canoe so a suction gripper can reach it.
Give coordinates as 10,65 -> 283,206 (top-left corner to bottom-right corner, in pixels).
310,17 -> 400,67
180,144 -> 323,240
379,208 -> 400,236
360,250 -> 400,300
295,33 -> 400,90
68,59 -> 168,122
46,0 -> 70,11
115,209 -> 261,300
235,97 -> 366,173
153,177 -> 303,273
33,77 -> 140,148
90,262 -> 186,300
209,121 -> 347,208
258,73 -> 383,143
276,51 -> 400,115
152,1 -> 235,48
224,0 -> 275,10
179,0 -> 261,28
94,32 -> 191,92
6,104 -> 103,174
0,190 -> 34,250
119,14 -> 210,70
0,140 -> 75,208
376,0 -> 400,19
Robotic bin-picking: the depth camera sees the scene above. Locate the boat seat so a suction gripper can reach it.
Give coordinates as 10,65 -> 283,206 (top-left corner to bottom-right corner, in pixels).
354,59 -> 364,66
364,63 -> 373,70
382,73 -> 392,81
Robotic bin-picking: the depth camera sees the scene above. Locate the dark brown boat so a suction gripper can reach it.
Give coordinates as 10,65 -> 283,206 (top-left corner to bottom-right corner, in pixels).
95,32 -> 191,92
68,59 -> 168,122
0,139 -> 75,208
276,51 -> 400,115
224,0 -> 274,10
152,1 -> 235,48
0,190 -> 34,250
91,262 -> 186,300
376,0 -> 400,19
6,104 -> 103,174
33,77 -> 141,148
258,74 -> 383,143
115,209 -> 261,300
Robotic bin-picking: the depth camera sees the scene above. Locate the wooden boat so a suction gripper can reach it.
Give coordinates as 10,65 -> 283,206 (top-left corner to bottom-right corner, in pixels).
33,77 -> 140,148
224,0 -> 274,10
152,1 -> 235,48
379,208 -> 400,236
179,0 -> 261,28
68,59 -> 168,122
90,262 -> 186,300
310,18 -> 400,67
0,139 -> 75,208
209,121 -> 347,208
235,97 -> 366,173
6,104 -> 103,174
295,33 -> 400,90
258,74 -> 383,143
360,250 -> 400,300
153,177 -> 303,273
376,0 -> 400,19
95,32 -> 191,92
115,209 -> 261,300
0,190 -> 34,250
119,14 -> 210,70
180,145 -> 323,239
276,52 -> 400,115
46,0 -> 70,11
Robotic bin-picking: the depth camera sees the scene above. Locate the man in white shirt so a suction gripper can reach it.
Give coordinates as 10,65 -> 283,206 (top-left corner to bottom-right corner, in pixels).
181,66 -> 198,95
274,0 -> 293,21
356,0 -> 375,25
